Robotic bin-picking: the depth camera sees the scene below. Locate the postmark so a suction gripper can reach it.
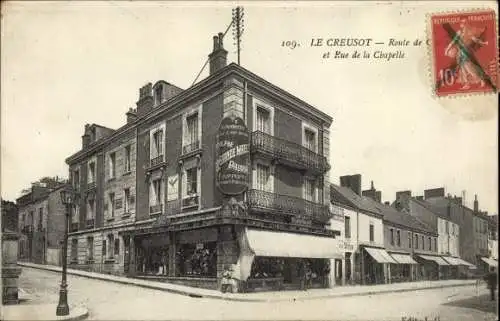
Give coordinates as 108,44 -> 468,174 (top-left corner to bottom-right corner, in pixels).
429,9 -> 498,97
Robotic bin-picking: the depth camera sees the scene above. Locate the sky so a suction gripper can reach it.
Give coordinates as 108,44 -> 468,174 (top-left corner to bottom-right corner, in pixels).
1,1 -> 498,214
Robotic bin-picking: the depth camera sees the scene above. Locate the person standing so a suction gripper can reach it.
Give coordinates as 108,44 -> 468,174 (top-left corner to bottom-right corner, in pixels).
483,267 -> 498,301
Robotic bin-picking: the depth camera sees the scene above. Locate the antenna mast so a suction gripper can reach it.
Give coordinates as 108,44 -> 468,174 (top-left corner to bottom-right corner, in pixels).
232,6 -> 244,65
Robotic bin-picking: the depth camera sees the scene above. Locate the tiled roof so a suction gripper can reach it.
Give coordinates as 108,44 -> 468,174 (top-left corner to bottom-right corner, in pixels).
330,184 -> 436,235
411,198 -> 450,220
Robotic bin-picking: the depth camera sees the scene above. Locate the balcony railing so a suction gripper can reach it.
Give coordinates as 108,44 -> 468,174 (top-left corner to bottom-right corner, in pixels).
247,189 -> 330,222
70,223 -> 79,232
182,141 -> 200,155
150,155 -> 165,168
22,225 -> 34,234
251,131 -> 330,174
149,203 -> 163,215
182,194 -> 199,209
86,219 -> 94,228
86,182 -> 96,191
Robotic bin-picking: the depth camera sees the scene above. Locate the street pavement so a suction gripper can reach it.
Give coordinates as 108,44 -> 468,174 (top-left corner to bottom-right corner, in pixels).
15,267 -> 498,321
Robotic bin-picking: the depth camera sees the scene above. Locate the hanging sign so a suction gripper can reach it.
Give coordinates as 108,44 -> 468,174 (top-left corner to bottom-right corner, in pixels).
215,116 -> 250,195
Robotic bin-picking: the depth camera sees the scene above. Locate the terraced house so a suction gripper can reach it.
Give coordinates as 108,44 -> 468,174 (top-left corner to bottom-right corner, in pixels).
65,33 -> 340,291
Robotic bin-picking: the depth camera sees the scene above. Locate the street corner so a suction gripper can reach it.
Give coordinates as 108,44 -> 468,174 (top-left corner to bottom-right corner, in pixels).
1,303 -> 89,321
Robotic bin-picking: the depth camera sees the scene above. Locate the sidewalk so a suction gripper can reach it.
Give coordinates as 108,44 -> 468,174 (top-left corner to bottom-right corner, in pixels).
18,262 -> 478,302
1,304 -> 88,321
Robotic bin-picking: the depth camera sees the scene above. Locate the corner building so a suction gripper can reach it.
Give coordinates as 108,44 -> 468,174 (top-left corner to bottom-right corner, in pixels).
66,34 -> 340,291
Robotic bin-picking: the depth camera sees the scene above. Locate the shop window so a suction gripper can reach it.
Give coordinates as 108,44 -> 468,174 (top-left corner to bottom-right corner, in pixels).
87,236 -> 94,261
114,238 -> 120,255
250,257 -> 286,278
71,239 -> 78,262
175,242 -> 217,277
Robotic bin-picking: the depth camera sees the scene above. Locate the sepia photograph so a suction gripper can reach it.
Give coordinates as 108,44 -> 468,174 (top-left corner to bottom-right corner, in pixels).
0,1 -> 498,320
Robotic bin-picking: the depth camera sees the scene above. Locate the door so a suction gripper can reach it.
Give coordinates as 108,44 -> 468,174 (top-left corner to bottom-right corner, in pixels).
124,236 -> 130,273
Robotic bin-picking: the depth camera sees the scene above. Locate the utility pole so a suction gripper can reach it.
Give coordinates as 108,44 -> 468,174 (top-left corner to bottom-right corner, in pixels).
232,7 -> 244,65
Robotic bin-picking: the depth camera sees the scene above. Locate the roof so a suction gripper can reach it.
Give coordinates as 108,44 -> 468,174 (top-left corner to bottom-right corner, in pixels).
66,63 -> 333,164
410,198 -> 450,220
331,184 -> 436,235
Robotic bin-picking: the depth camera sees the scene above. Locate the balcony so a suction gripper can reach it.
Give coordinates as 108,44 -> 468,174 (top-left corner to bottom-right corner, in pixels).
22,225 -> 34,234
251,131 -> 330,174
86,181 -> 96,191
182,140 -> 201,156
182,194 -> 199,209
149,203 -> 163,216
70,222 -> 79,232
86,219 -> 95,228
149,155 -> 165,168
247,189 -> 330,222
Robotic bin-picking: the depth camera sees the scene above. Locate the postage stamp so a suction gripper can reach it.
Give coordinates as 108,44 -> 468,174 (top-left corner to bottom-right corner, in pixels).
429,9 -> 498,97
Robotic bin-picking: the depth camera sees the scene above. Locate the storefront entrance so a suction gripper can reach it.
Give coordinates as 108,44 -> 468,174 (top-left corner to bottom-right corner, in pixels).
135,234 -> 169,275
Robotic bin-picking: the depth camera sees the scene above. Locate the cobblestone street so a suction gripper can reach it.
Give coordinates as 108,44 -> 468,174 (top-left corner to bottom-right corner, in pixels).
13,267 -> 498,321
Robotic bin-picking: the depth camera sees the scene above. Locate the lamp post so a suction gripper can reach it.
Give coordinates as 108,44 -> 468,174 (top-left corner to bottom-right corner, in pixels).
56,185 -> 73,316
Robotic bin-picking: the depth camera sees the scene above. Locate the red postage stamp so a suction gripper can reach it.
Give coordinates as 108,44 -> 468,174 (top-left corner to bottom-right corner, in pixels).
430,10 -> 498,97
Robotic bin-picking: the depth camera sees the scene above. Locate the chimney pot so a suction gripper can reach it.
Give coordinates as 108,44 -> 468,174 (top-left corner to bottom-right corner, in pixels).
218,32 -> 224,47
213,35 -> 219,51
371,181 -> 374,190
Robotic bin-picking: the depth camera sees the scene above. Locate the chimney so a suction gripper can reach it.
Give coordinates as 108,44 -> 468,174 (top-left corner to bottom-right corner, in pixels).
340,174 -> 362,196
474,194 -> 479,213
82,124 -> 91,149
126,108 -> 138,124
136,83 -> 153,116
424,187 -> 445,199
362,180 -> 381,202
208,32 -> 228,75
454,196 -> 463,205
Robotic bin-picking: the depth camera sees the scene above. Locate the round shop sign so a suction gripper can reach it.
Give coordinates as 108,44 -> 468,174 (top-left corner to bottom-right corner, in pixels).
215,115 -> 250,195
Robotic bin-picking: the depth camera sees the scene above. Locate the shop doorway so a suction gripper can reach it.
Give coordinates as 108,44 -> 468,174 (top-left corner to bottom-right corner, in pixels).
123,236 -> 130,274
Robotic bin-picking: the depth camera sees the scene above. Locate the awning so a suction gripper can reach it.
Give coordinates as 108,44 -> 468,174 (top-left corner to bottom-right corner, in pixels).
365,247 -> 398,264
481,257 -> 498,267
390,253 -> 418,264
418,255 -> 449,266
244,228 -> 343,259
443,256 -> 477,268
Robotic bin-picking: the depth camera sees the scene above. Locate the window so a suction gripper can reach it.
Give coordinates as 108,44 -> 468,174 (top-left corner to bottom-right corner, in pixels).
108,193 -> 115,218
38,207 -> 43,231
73,169 -> 80,191
256,163 -> 272,192
71,239 -> 78,261
88,162 -> 96,183
150,179 -> 163,206
87,199 -> 95,219
109,152 -> 116,178
396,230 -> 401,247
421,235 -> 424,249
124,145 -> 131,173
304,129 -> 316,151
434,238 -> 437,251
102,240 -> 107,257
415,234 -> 419,249
124,188 -> 131,214
390,228 -> 394,245
186,113 -> 199,146
107,235 -> 114,259
304,178 -> 316,202
344,216 -> 351,239
408,232 -> 412,248
186,168 -> 198,195
445,221 -> 449,234
72,204 -> 79,223
114,238 -> 120,255
428,237 -> 432,250
256,106 -> 271,134
152,130 -> 164,158
154,86 -> 163,105
369,224 -> 374,242
87,237 -> 94,260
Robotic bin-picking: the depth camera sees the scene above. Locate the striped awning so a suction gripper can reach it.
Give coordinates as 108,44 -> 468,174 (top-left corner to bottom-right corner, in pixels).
390,253 -> 418,264
418,255 -> 449,266
443,256 -> 476,268
365,247 -> 398,264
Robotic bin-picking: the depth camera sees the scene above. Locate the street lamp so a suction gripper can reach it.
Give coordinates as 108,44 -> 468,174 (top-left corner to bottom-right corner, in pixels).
56,185 -> 73,316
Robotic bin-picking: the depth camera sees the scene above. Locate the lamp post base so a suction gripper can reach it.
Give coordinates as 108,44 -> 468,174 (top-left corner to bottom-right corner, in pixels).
56,284 -> 69,316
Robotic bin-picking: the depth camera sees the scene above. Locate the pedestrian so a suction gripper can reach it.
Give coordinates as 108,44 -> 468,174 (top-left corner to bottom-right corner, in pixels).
483,267 -> 498,301
305,263 -> 313,290
221,264 -> 238,293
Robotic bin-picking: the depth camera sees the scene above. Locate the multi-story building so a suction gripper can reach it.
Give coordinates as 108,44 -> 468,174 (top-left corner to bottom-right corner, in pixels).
17,179 -> 67,265
65,32 -> 340,291
487,215 -> 498,264
330,175 -> 387,285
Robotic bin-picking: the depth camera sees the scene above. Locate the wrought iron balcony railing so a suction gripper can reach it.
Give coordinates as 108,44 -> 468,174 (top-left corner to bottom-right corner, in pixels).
150,155 -> 165,168
182,141 -> 200,155
149,203 -> 163,215
86,219 -> 94,228
70,223 -> 79,232
247,189 -> 330,222
182,194 -> 199,208
86,182 -> 96,191
251,131 -> 330,174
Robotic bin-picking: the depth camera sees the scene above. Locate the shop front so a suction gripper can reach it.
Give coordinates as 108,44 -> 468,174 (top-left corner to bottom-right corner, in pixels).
236,227 -> 342,291
388,252 -> 418,283
415,254 -> 449,280
442,256 -> 477,279
361,246 -> 397,285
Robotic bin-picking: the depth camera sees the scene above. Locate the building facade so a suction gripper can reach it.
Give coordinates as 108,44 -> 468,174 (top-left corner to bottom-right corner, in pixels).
65,33 -> 340,291
1,200 -> 18,233
17,181 -> 67,266
487,215 -> 498,262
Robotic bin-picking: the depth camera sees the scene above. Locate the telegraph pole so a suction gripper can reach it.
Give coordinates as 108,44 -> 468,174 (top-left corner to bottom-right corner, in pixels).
232,7 -> 244,65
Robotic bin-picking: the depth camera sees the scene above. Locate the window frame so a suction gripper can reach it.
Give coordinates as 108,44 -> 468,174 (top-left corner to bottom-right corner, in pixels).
369,223 -> 374,242
301,122 -> 319,153
344,216 -> 351,239
252,98 -> 274,136
124,145 -> 131,173
253,160 -> 274,193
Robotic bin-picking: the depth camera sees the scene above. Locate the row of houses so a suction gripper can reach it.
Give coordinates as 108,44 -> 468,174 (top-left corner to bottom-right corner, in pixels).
9,31 -> 498,292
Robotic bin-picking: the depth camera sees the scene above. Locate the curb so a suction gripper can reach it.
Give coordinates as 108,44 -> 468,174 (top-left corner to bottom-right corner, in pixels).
1,304 -> 89,321
19,262 -> 477,302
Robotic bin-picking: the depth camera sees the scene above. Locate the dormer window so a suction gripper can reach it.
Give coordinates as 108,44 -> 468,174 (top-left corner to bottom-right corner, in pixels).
154,86 -> 163,106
